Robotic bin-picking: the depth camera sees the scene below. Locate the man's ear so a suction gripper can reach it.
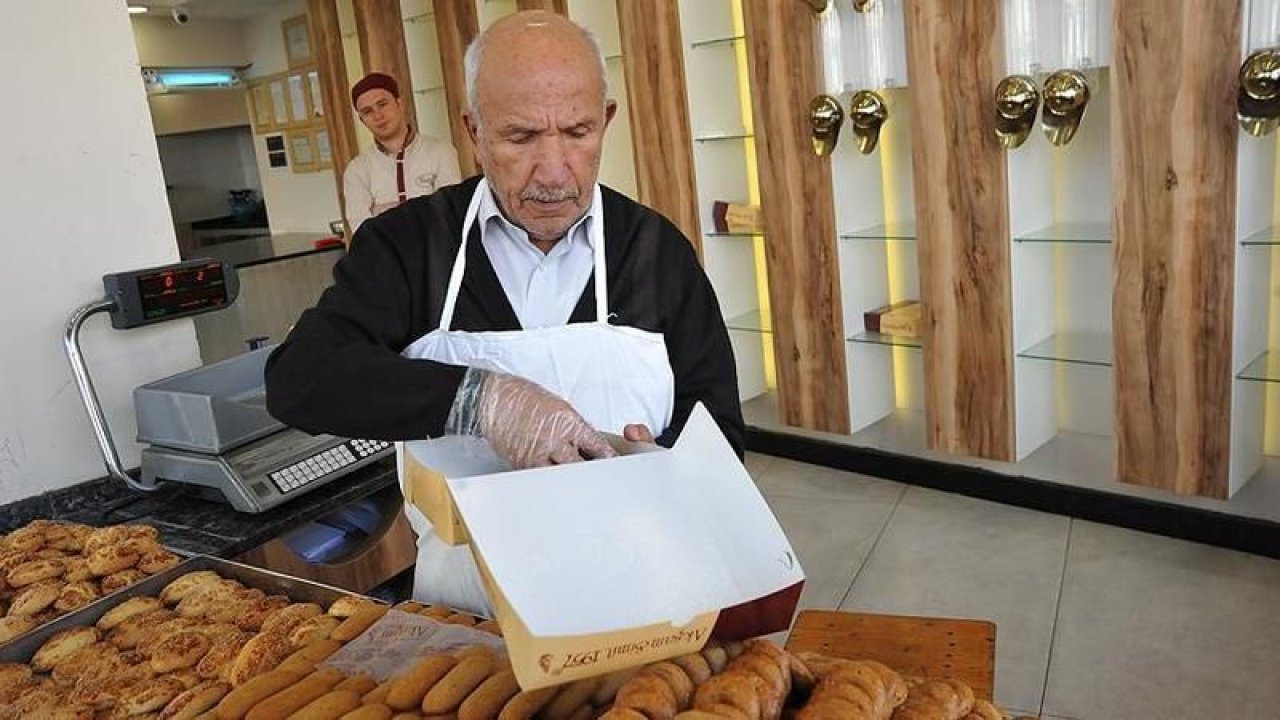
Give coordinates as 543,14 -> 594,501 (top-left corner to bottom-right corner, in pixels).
464,111 -> 481,147
604,100 -> 618,128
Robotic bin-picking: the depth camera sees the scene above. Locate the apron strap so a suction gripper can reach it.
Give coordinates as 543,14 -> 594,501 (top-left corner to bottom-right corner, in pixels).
590,184 -> 608,324
440,180 -> 608,331
439,178 -> 488,332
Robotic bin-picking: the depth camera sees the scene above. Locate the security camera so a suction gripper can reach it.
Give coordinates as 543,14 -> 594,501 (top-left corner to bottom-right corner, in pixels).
171,6 -> 191,24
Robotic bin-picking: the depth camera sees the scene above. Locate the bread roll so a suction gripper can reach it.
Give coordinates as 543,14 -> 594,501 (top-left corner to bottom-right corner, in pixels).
139,549 -> 183,574
496,687 -> 559,720
119,676 -> 189,716
0,615 -> 37,642
160,570 -> 223,605
244,667 -> 344,720
98,595 -> 165,630
386,655 -> 458,711
330,604 -> 389,642
8,579 -> 63,616
288,688 -> 363,720
214,667 -> 307,720
160,680 -> 231,720
101,568 -> 149,593
261,602 -> 324,636
87,544 -> 141,576
32,625 -> 100,672
420,647 -> 497,715
326,595 -> 379,618
54,580 -> 101,612
227,631 -> 293,686
456,669 -> 519,720
540,676 -> 600,720
152,630 -> 214,673
289,615 -> 343,648
7,557 -> 65,587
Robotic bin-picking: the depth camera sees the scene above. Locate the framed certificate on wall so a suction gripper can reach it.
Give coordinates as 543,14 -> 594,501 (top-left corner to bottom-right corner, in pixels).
288,130 -> 316,172
314,128 -> 332,168
308,69 -> 324,118
269,78 -> 290,127
287,72 -> 310,125
250,82 -> 274,132
282,15 -> 313,68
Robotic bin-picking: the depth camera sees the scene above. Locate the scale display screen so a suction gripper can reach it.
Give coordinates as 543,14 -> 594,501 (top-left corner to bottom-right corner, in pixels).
105,259 -> 239,329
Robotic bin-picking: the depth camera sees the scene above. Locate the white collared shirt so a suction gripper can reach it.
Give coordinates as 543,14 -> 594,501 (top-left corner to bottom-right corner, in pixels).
478,188 -> 598,329
343,131 -> 462,232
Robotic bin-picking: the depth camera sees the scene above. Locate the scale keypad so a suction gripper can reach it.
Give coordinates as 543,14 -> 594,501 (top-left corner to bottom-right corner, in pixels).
268,439 -> 391,494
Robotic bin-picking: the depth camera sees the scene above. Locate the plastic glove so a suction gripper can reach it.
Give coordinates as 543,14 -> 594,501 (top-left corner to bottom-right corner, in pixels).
446,368 -> 618,469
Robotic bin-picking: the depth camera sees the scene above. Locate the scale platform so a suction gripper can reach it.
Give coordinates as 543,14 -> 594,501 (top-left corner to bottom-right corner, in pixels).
141,429 -> 390,513
135,348 -> 392,513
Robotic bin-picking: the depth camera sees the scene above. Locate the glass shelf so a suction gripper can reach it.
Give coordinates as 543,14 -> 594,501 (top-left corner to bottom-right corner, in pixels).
1240,227 -> 1280,246
1017,332 -> 1113,367
848,331 -> 922,349
1013,222 -> 1111,245
606,53 -> 623,62
726,310 -> 771,334
706,231 -> 763,238
840,222 -> 917,242
413,85 -> 445,94
691,35 -> 745,49
694,131 -> 753,143
1238,350 -> 1280,383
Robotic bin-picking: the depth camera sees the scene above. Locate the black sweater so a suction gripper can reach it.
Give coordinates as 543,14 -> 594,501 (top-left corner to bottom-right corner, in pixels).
265,178 -> 745,456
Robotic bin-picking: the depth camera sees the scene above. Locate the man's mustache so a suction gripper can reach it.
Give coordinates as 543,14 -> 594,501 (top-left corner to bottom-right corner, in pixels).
521,186 -> 580,203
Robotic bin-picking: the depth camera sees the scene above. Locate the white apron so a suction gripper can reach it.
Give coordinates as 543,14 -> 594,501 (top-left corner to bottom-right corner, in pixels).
397,179 -> 675,615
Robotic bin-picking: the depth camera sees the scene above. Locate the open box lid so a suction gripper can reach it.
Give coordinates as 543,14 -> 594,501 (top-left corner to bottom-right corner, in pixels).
446,403 -> 804,638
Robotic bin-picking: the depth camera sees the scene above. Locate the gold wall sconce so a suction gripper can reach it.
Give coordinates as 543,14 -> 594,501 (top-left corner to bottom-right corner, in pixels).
1041,69 -> 1090,147
800,0 -> 830,12
809,94 -> 845,157
852,0 -> 875,11
993,75 -> 1039,150
849,90 -> 889,154
1239,48 -> 1280,137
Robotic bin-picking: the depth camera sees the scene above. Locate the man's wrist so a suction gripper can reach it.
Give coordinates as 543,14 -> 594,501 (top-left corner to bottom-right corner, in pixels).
444,366 -> 490,436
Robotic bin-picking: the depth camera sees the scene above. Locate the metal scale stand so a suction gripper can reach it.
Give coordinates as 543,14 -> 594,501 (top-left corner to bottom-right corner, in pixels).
64,258 -> 390,513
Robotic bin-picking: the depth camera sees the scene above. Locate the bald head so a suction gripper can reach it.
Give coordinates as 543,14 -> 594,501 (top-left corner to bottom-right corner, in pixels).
464,11 -> 608,123
462,11 -> 617,247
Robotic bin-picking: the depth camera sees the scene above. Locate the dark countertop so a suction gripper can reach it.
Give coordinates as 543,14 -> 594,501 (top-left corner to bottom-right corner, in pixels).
0,459 -> 399,559
187,231 -> 344,269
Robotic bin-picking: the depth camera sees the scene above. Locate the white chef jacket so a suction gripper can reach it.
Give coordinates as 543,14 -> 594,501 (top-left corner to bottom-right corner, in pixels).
343,130 -> 462,232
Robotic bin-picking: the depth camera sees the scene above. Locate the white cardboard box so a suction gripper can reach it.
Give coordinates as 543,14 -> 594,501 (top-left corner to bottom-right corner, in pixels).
413,404 -> 805,690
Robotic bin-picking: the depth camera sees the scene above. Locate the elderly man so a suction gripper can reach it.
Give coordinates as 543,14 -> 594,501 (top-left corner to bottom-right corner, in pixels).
266,11 -> 742,611
343,72 -> 461,233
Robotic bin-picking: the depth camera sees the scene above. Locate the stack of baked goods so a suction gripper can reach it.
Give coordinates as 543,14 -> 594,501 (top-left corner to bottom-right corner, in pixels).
0,568 -> 386,719
0,520 -> 182,644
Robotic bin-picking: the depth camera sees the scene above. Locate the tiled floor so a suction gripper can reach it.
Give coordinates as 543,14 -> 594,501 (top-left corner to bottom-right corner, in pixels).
749,453 -> 1280,720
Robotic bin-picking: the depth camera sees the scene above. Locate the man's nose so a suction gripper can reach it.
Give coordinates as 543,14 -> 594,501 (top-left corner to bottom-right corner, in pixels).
532,135 -> 571,184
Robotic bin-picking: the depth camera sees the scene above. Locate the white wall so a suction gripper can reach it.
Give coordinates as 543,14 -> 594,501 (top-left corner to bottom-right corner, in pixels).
0,1 -> 201,503
131,15 -> 249,68
244,0 -> 342,233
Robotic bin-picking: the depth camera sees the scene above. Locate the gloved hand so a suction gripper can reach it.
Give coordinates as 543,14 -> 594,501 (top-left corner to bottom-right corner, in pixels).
446,368 -> 617,469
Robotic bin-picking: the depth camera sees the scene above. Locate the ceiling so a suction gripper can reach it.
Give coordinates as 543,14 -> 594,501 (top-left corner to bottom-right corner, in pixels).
128,0 -> 291,22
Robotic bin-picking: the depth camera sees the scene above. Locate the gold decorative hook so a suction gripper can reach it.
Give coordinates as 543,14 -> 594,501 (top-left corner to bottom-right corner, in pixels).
993,75 -> 1039,150
809,94 -> 845,157
851,0 -> 874,11
799,0 -> 830,12
849,90 -> 888,154
1239,49 -> 1280,137
1041,69 -> 1090,147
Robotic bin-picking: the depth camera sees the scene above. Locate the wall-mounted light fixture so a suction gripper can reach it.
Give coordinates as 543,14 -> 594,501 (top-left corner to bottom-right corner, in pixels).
809,1 -> 845,156
1239,0 -> 1280,136
995,0 -> 1040,149
841,0 -> 906,154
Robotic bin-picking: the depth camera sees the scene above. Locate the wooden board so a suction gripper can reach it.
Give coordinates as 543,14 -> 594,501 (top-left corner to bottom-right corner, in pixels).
307,0 -> 359,235
785,610 -> 996,702
431,0 -> 481,177
741,0 -> 850,434
903,0 -> 1015,461
352,0 -> 418,131
616,0 -> 702,253
1111,0 -> 1240,498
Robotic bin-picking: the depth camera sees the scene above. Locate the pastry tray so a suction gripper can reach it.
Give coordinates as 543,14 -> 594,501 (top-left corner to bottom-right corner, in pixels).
0,554 -> 374,663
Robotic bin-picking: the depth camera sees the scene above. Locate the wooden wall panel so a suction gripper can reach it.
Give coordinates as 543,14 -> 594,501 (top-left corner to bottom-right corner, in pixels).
308,0 -> 360,235
516,0 -> 568,13
353,0 -> 417,130
1112,0 -> 1240,497
903,0 -> 1014,461
616,0 -> 701,252
741,0 -> 849,434
431,0 -> 480,177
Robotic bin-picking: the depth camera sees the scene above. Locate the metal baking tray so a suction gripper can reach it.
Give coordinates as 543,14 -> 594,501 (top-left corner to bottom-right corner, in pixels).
0,554 -> 375,663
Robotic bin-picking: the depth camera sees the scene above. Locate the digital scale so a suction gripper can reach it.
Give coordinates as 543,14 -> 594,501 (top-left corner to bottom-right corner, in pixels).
65,258 -> 392,513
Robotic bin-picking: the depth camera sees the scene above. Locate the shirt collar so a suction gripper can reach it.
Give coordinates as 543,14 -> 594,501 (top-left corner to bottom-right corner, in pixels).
478,184 -> 600,252
375,125 -> 416,156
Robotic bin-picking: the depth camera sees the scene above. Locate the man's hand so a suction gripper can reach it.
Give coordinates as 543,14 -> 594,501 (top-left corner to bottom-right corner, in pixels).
474,372 -> 617,469
623,424 -> 654,443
